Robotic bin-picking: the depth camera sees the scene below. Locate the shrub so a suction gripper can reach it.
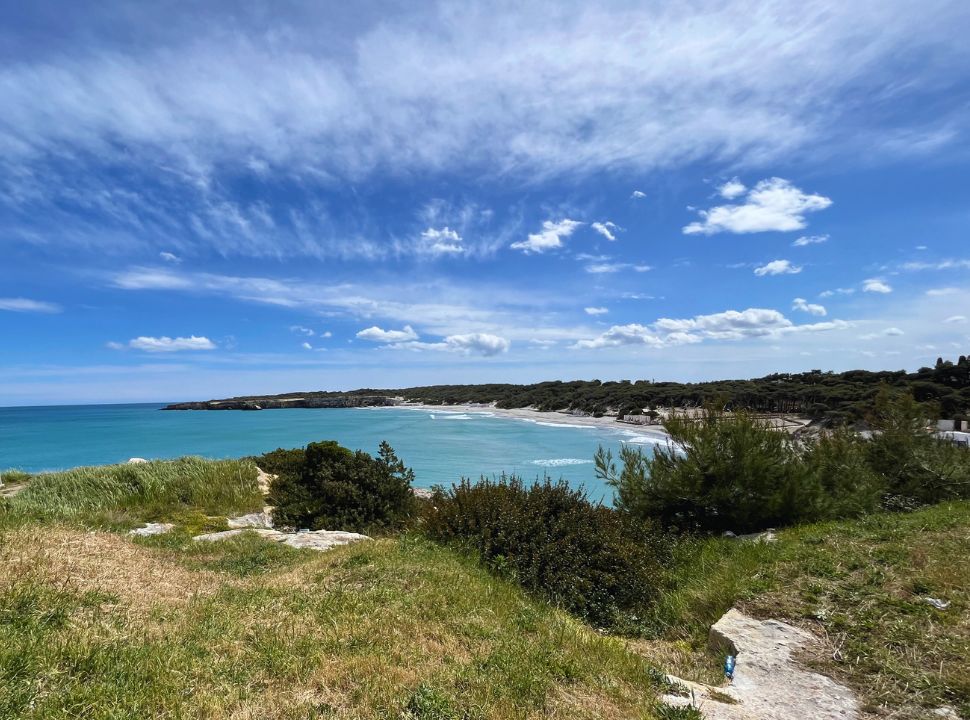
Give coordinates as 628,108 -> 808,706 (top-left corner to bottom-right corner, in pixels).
422,476 -> 671,630
263,440 -> 415,532
801,427 -> 883,518
598,408 -> 817,533
866,388 -> 970,505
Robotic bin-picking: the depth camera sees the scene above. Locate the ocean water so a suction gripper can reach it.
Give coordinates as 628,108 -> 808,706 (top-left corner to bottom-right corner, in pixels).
0,404 -> 665,502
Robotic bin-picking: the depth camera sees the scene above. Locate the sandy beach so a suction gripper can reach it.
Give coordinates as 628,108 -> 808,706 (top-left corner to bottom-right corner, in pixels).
395,402 -> 672,442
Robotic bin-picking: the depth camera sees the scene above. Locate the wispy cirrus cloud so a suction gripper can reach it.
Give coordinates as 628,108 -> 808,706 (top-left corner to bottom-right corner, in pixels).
591,221 -> 620,241
1,2 -> 965,261
0,297 -> 62,313
792,234 -> 829,247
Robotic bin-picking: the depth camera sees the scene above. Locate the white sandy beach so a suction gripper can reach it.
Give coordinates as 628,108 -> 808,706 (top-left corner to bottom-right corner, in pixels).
394,401 -> 672,442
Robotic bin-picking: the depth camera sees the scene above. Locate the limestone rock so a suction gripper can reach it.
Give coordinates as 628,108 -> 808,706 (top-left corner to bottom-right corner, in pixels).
127,457 -> 148,464
129,522 -> 174,536
227,509 -> 274,529
254,468 -> 275,495
193,527 -> 370,552
662,608 -> 859,720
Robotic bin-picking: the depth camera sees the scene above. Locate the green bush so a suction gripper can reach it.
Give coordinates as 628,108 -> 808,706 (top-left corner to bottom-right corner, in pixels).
866,388 -> 970,506
801,427 -> 883,518
422,476 -> 671,631
598,408 -> 817,533
263,440 -> 415,532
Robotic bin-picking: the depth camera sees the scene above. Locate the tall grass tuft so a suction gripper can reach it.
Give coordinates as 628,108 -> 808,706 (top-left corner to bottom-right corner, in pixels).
4,457 -> 262,523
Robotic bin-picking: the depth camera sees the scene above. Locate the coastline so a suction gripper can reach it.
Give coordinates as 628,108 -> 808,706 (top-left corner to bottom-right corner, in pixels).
392,401 -> 672,442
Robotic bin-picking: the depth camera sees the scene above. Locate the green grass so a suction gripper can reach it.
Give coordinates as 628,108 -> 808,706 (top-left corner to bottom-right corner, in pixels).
0,526 -> 670,719
649,501 -> 970,718
3,456 -> 968,719
3,457 -> 263,526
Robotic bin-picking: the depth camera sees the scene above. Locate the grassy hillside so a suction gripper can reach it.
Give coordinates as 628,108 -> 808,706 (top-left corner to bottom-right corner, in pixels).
2,460 -> 967,719
0,461 -> 674,720
647,502 -> 970,718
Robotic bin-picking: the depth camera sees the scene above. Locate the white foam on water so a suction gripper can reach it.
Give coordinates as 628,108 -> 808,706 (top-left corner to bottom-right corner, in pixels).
520,419 -> 595,429
621,433 -> 669,445
531,458 -> 594,467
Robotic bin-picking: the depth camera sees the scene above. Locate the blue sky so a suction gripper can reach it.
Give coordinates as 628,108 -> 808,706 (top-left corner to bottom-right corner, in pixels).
2,1 -> 970,405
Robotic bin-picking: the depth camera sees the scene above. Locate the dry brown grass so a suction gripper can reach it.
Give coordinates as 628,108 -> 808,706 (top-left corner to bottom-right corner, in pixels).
0,524 -> 229,611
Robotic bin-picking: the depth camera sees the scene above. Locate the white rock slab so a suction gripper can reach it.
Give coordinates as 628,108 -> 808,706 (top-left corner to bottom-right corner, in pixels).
227,509 -> 274,529
662,608 -> 859,720
193,527 -> 371,552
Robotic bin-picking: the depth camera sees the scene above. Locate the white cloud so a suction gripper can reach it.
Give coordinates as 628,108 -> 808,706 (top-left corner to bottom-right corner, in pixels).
576,306 -> 850,350
863,278 -> 893,293
585,307 -> 609,315
860,327 -> 905,340
792,234 -> 829,247
630,190 -> 647,199
819,287 -> 855,298
290,325 -> 315,336
389,332 -> 511,356
159,251 -> 181,263
684,178 -> 832,235
717,178 -> 746,199
301,342 -> 313,350
0,297 -> 62,313
591,221 -> 620,241
754,259 -> 802,276
510,219 -> 582,254
575,324 -> 665,349
356,325 -> 419,343
901,259 -> 970,271
321,331 -> 333,338
441,333 -> 510,356
927,287 -> 960,296
792,298 -> 827,316
113,335 -> 217,352
420,227 -> 464,255
944,315 -> 967,324
585,262 -> 652,274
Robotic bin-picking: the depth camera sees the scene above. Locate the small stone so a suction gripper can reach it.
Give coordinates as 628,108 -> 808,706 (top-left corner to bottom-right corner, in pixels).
227,510 -> 274,529
129,522 -> 174,536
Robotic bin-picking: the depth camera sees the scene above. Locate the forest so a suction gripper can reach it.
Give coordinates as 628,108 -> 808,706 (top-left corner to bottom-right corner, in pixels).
390,356 -> 970,422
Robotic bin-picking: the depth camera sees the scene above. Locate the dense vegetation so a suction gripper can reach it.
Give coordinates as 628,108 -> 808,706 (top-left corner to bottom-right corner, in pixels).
423,477 -> 671,630
392,355 -> 970,421
597,391 -> 970,533
3,416 -> 968,717
258,440 -> 415,533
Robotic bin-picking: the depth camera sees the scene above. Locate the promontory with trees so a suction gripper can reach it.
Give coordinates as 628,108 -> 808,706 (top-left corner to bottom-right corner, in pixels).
165,355 -> 970,426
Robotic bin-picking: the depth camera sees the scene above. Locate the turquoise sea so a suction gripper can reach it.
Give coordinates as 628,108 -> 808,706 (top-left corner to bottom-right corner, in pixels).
0,404 -> 664,502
